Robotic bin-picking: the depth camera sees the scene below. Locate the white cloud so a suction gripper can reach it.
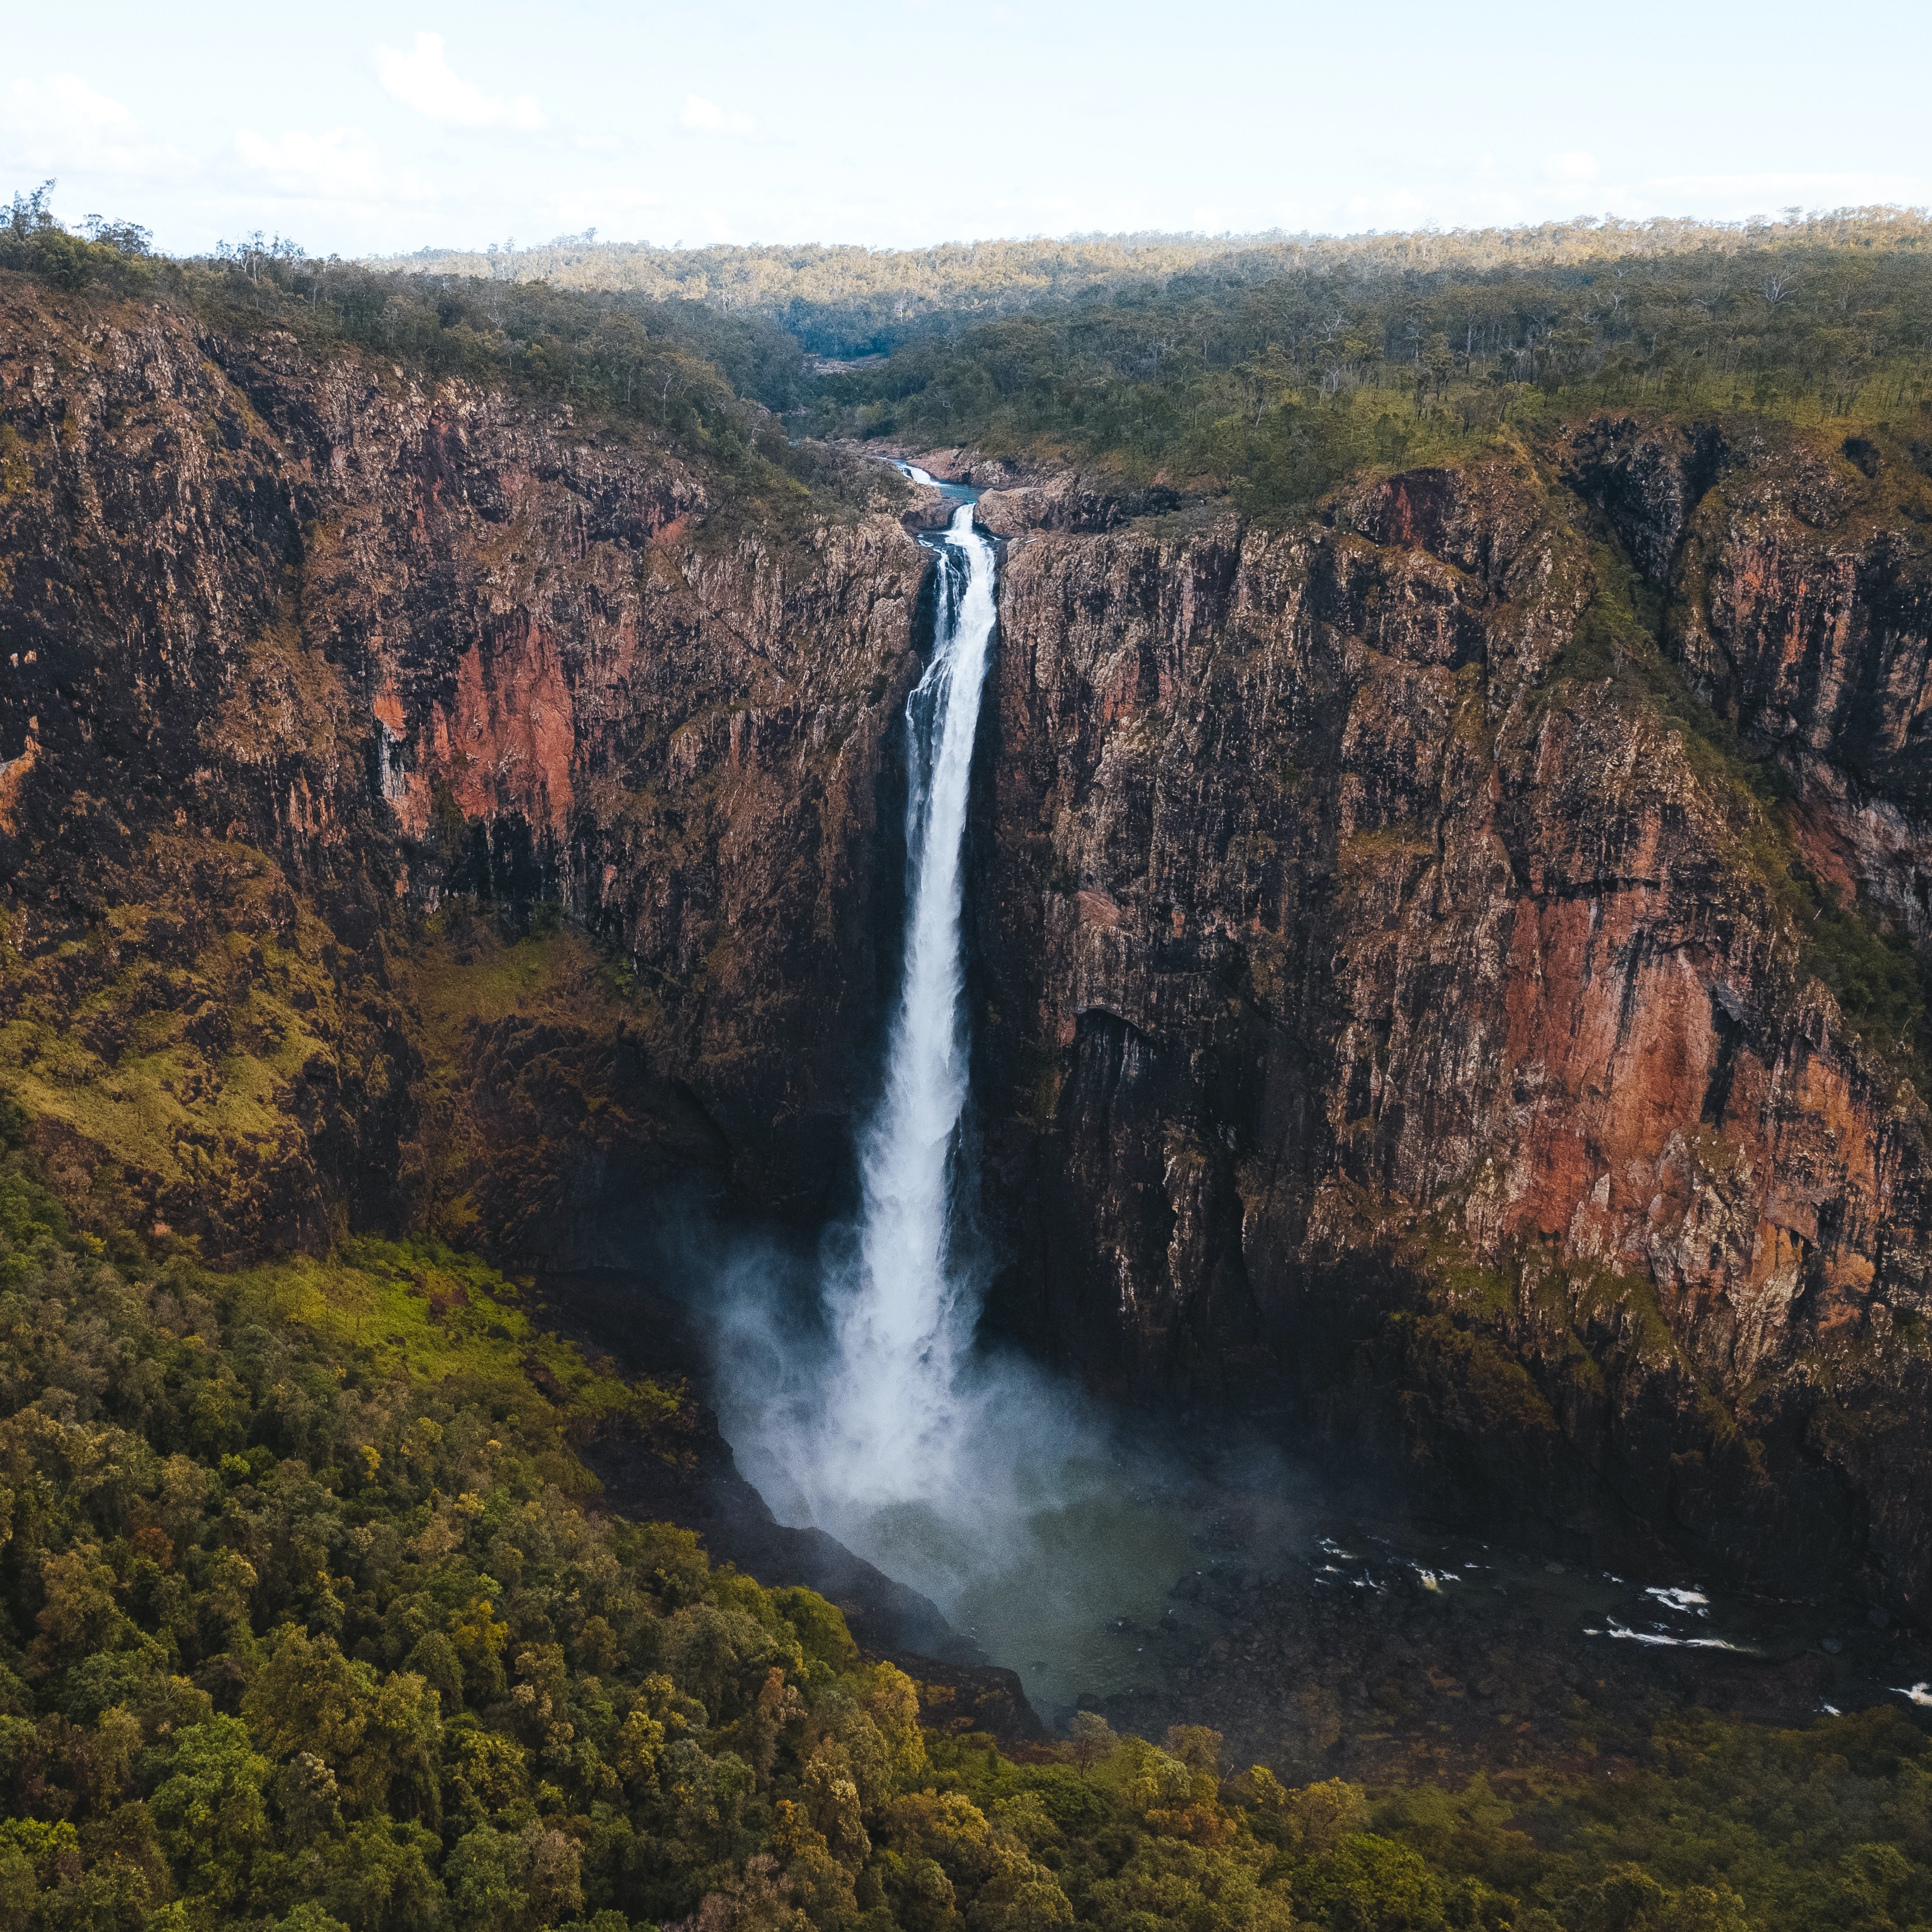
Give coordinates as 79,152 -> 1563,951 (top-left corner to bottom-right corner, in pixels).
681,95 -> 756,136
0,73 -> 191,179
374,33 -> 545,131
1545,150 -> 1601,185
233,126 -> 393,202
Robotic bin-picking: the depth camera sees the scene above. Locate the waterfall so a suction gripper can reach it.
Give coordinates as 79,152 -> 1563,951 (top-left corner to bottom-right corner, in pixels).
816,499 -> 998,1513
716,484 -> 1108,1650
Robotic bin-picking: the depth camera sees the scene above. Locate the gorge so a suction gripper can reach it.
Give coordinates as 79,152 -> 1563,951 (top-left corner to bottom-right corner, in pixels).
4,226 -> 1932,1925
4,271 -> 1932,1624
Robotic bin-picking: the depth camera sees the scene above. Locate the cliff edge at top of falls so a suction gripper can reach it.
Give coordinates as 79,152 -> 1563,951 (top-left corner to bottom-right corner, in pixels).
5,274 -> 1932,1618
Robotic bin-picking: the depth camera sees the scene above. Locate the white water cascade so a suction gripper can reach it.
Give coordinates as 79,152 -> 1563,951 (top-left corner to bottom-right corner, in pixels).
718,482 -> 1103,1631
815,498 -> 998,1518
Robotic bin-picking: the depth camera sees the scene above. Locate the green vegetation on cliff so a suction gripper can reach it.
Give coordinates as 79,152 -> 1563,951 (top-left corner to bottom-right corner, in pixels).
0,841 -> 690,1269
1558,529 -> 1932,1092
1,183 -> 867,517
805,222 -> 1932,518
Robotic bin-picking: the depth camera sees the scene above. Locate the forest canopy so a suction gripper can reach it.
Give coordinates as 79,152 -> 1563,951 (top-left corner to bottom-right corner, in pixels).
799,228 -> 1932,517
360,199 -> 1932,523
13,182 -> 1932,527
378,208 -> 1932,361
1,1111 -> 1931,1931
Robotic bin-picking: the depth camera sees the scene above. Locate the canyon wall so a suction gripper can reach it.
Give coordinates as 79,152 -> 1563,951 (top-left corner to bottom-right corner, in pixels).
970,429 -> 1932,1609
0,281 -> 925,1255
5,276 -> 1932,1612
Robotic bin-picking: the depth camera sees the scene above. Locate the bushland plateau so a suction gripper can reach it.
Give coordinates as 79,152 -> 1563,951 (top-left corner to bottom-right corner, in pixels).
2,189 -> 1932,1930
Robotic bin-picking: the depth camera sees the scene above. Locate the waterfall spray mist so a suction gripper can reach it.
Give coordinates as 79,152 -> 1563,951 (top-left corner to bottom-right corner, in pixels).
713,490 -> 1119,1668
702,485 -> 1300,1713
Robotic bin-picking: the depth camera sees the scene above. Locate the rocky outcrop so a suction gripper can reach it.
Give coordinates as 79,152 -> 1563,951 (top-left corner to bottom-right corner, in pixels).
1565,414 -> 1932,936
891,443 -> 1182,535
976,470 -> 1182,536
0,279 -> 927,1251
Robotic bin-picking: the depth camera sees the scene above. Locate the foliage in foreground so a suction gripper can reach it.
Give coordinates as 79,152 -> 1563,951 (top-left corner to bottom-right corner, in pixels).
0,1124 -> 1930,1932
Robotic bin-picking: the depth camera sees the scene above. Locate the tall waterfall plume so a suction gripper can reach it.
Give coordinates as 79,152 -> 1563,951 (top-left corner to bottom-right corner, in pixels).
819,499 -> 998,1512
714,484 -> 1106,1627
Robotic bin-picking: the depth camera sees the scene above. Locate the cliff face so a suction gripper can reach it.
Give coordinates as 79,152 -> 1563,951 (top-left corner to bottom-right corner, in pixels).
1566,415 -> 1932,920
5,277 -> 1932,1613
970,433 -> 1932,1610
0,280 -> 925,1255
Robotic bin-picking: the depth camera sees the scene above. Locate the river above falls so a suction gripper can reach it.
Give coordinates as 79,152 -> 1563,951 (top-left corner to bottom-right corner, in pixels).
891,457 -> 979,504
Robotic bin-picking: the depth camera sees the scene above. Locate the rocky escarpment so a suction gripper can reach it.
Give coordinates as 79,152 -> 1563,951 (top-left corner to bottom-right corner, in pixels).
0,279 -> 927,1255
6,273 -> 1932,1621
969,430 -> 1932,1615
1578,414 -> 1932,935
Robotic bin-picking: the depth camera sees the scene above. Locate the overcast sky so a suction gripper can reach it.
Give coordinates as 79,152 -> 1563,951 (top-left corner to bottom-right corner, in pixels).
5,0 -> 1930,258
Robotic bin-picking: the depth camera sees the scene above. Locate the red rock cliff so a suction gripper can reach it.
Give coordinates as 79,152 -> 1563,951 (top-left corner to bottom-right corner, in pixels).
5,280 -> 1931,1613
972,437 -> 1932,1611
0,280 -> 927,1248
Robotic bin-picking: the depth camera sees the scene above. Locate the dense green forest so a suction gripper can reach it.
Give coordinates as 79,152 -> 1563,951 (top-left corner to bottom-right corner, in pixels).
367,200 -> 1932,527
802,227 -> 1932,517
15,184 -> 1931,529
381,209 -> 1932,362
4,1115 -> 1932,1932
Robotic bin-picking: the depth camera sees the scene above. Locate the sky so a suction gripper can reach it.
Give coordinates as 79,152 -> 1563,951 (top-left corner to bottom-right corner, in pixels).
4,0 -> 1930,259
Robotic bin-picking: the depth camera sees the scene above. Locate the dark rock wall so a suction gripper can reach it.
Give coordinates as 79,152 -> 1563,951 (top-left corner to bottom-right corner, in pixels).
970,442 -> 1932,1611
6,278 -> 1932,1613
0,281 -> 926,1248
